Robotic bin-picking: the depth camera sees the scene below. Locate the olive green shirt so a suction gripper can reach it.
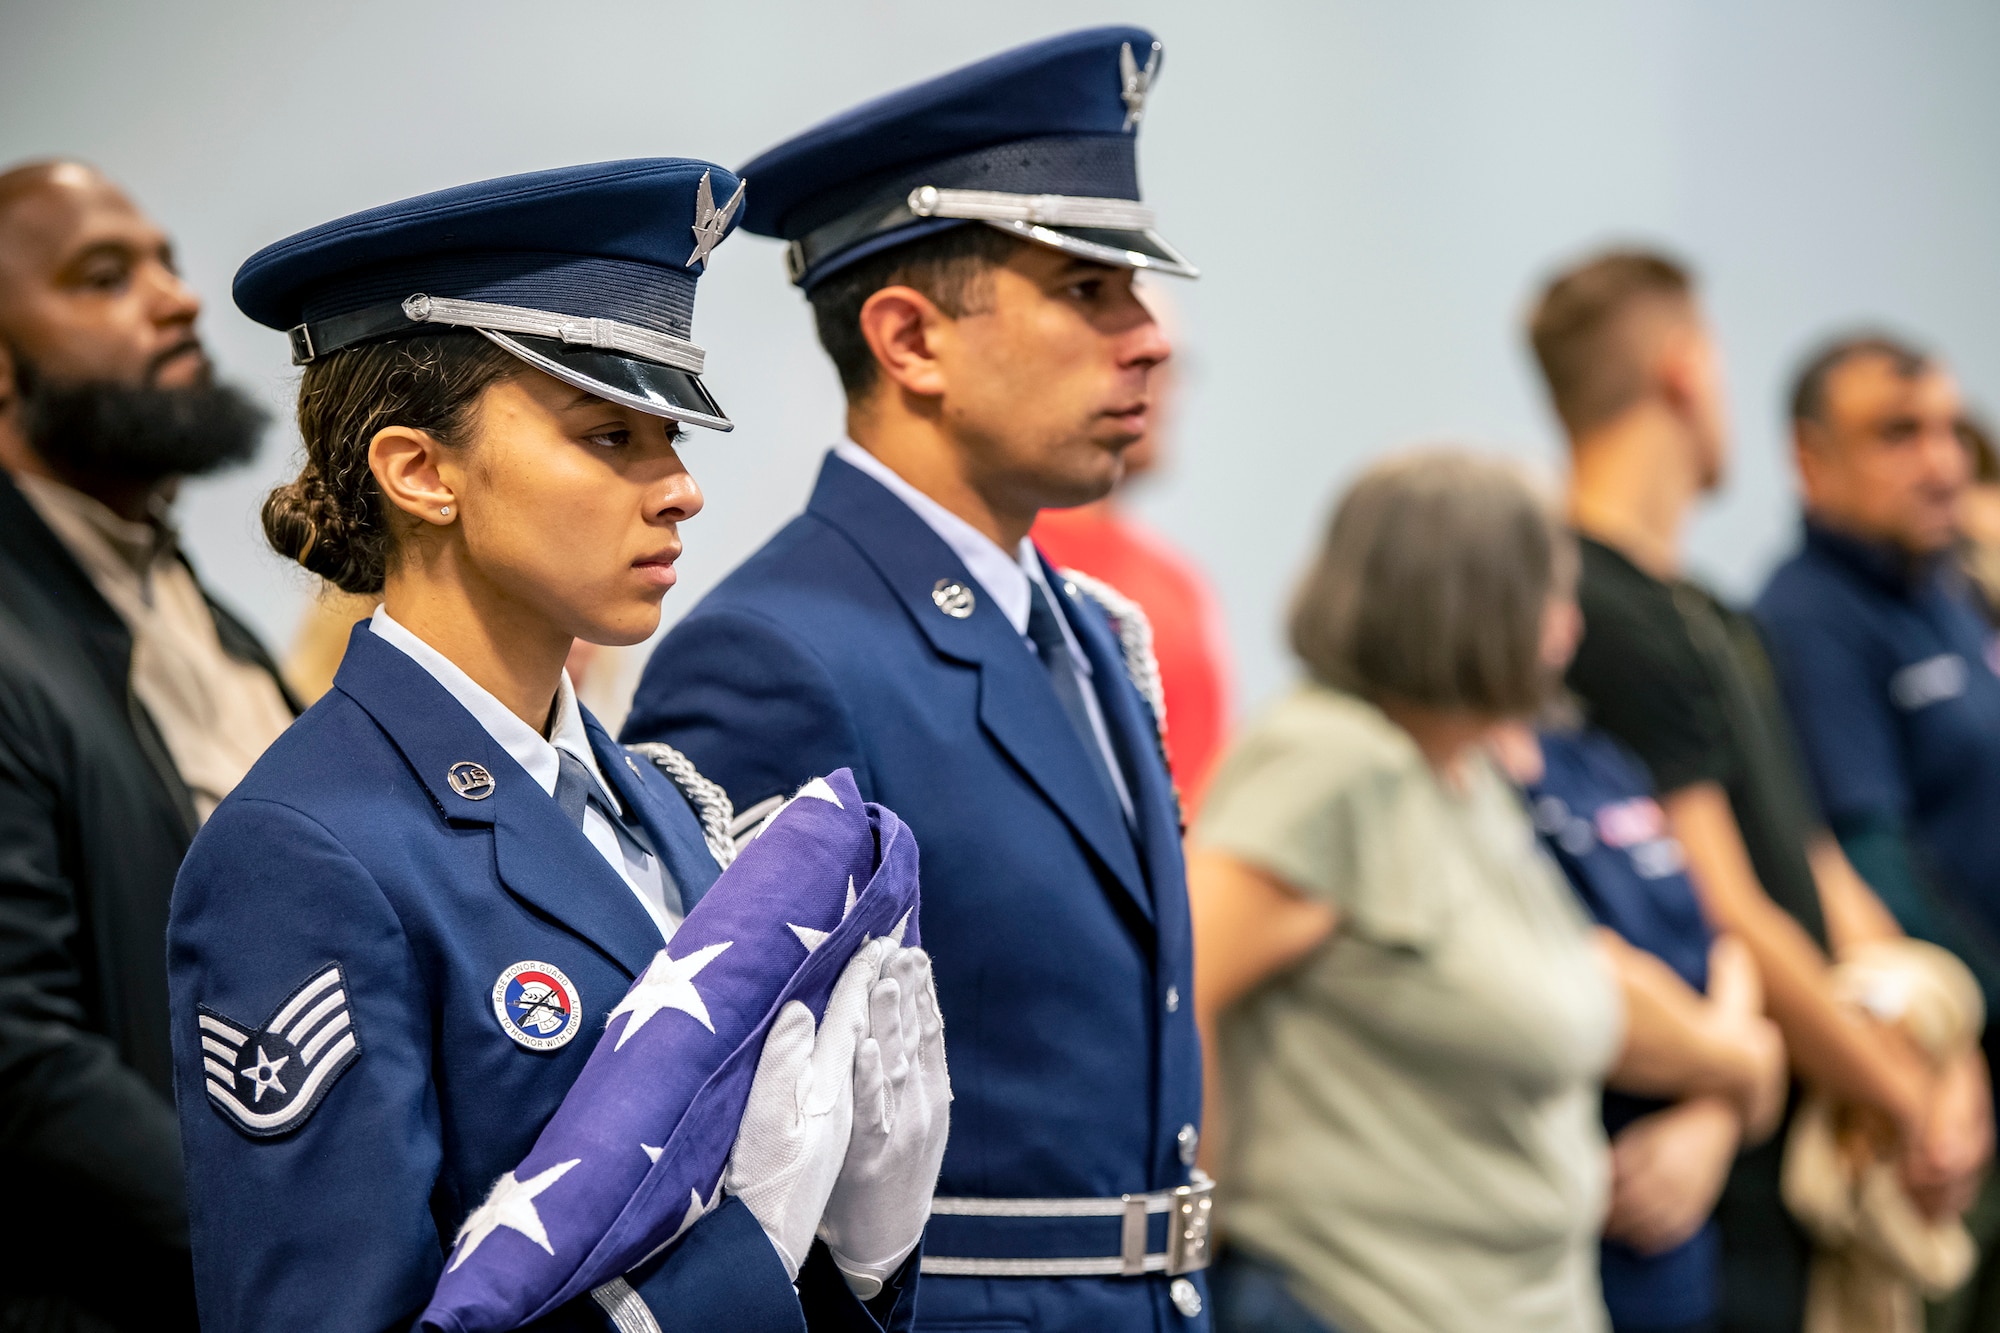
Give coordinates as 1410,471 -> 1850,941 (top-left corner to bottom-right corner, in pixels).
1198,685 -> 1620,1333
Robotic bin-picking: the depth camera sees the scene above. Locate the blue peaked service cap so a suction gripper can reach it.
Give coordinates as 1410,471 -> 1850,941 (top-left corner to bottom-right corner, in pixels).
738,25 -> 1197,291
233,159 -> 747,431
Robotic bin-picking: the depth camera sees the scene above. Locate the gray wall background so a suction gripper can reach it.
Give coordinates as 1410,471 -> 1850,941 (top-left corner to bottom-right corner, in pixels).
5,1 -> 1997,715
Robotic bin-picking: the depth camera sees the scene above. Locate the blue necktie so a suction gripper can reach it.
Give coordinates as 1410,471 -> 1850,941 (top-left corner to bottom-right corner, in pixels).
556,750 -> 657,862
1024,582 -> 1126,818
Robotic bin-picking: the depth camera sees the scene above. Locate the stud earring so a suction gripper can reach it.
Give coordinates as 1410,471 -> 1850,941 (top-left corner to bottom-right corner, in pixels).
439,506 -> 452,517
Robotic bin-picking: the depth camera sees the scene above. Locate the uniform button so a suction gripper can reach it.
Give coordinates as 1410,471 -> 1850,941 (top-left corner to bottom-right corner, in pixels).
1165,984 -> 1180,1013
1177,1122 -> 1198,1165
1170,1277 -> 1203,1318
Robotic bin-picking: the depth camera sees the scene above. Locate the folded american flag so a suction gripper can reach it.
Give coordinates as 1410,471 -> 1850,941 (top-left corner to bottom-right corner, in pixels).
420,768 -> 919,1331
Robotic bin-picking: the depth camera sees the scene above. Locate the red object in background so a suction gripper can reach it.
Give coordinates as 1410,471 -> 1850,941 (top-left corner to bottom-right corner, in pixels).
1034,502 -> 1233,812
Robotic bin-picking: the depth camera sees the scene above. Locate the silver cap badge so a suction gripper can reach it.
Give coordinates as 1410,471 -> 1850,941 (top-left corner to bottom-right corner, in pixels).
686,169 -> 747,268
1119,40 -> 1162,132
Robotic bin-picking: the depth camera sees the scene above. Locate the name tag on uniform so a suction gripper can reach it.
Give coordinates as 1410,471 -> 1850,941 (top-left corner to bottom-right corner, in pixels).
1889,653 -> 1967,711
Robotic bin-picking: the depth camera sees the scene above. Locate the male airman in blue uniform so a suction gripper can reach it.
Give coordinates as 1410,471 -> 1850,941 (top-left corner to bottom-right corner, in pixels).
623,27 -> 1212,1333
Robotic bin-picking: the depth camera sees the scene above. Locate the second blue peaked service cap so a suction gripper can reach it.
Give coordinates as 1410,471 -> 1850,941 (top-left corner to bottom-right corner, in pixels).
233,159 -> 747,431
738,25 -> 1197,291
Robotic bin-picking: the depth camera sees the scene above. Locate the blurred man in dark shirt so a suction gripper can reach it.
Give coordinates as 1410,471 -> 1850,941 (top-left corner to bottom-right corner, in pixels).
0,160 -> 291,1330
1525,250 -> 1990,1333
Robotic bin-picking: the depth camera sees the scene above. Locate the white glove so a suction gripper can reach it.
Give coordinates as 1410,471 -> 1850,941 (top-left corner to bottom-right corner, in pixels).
727,938 -> 890,1279
817,946 -> 952,1296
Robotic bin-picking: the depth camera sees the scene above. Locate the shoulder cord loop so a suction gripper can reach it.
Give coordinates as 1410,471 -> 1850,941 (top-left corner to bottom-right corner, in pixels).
1057,568 -> 1183,828
1059,569 -> 1167,739
627,741 -> 738,869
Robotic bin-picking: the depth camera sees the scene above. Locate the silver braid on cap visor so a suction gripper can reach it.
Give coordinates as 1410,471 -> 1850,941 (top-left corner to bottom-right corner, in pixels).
908,186 -> 1157,230
287,293 -> 708,374
784,185 -> 1199,285
283,292 -> 733,431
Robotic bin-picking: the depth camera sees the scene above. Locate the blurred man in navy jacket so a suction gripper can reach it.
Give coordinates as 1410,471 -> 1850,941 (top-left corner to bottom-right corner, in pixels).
0,160 -> 288,1330
1757,334 -> 2000,1330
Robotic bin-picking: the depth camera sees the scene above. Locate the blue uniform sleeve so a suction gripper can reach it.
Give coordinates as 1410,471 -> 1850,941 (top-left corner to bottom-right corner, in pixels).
1756,597 -> 1910,824
169,797 -> 446,1332
796,1241 -> 920,1333
623,607 -> 868,812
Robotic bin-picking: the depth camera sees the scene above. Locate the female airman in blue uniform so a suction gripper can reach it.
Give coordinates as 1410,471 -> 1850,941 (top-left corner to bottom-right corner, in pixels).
165,161 -> 922,1332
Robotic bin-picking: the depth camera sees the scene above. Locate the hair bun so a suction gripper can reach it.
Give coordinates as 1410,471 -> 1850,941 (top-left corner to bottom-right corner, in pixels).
261,462 -> 381,595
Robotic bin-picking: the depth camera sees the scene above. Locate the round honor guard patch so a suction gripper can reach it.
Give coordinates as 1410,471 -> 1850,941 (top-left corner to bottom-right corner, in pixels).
448,761 -> 496,800
493,962 -> 582,1050
932,579 -> 975,619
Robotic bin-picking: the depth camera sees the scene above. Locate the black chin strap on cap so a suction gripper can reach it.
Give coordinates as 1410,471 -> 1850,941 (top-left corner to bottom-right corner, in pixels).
286,302 -> 413,365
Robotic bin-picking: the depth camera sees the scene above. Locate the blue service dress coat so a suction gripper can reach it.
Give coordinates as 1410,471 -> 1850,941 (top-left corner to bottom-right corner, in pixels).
166,622 -> 910,1333
624,453 -> 1208,1333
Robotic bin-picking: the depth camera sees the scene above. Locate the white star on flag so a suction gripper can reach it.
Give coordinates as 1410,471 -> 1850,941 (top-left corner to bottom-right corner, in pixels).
449,1157 -> 581,1271
792,776 -> 844,808
749,775 -> 848,844
663,1179 -> 726,1248
608,942 -> 732,1048
788,875 -> 857,954
631,1145 -> 722,1255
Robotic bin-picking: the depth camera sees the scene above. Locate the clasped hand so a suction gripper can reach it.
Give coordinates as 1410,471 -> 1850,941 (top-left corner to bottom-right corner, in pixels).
726,938 -> 951,1292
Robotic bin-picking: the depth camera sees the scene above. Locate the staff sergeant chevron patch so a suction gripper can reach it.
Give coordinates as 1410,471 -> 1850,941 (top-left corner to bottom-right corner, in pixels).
198,962 -> 361,1138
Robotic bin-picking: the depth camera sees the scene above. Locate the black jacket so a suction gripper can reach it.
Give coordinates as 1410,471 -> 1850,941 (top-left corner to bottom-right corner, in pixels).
0,470 -> 293,1327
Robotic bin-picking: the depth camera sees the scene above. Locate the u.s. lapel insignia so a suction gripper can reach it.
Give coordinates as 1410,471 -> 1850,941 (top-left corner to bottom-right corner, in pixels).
932,578 -> 976,619
1119,40 -> 1163,131
198,962 -> 361,1137
686,169 -> 747,268
448,761 -> 495,800
493,960 -> 583,1051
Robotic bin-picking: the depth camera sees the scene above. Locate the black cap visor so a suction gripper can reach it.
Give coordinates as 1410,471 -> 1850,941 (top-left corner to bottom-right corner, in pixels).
480,330 -> 732,432
987,220 -> 1198,279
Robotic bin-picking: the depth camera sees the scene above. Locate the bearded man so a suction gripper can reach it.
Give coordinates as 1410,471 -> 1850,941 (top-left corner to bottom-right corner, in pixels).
0,160 -> 293,1330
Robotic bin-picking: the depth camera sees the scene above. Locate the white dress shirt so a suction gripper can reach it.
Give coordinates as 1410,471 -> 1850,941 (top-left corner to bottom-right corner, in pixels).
370,607 -> 679,941
833,441 -> 1134,820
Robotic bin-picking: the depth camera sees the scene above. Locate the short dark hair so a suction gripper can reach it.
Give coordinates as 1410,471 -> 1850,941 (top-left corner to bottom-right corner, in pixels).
1527,249 -> 1695,437
1788,331 -> 1931,425
806,225 -> 1024,398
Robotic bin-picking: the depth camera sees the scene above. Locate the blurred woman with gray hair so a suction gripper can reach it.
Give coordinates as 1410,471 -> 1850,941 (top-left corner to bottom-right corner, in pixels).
1191,446 -> 1782,1333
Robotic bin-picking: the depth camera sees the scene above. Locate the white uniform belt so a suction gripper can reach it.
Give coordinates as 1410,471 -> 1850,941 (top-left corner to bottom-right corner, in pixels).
921,1174 -> 1214,1278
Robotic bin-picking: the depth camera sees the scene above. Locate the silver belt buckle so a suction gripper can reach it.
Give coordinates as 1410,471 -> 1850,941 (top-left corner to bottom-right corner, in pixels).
1117,1192 -> 1148,1276
1164,1173 -> 1214,1276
